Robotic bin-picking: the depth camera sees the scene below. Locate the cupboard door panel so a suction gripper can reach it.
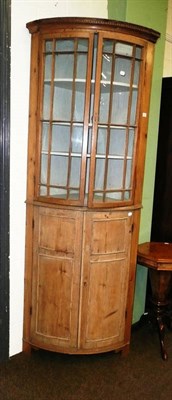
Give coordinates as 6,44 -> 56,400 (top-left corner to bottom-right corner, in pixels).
83,259 -> 126,341
30,207 -> 83,350
91,217 -> 128,254
39,212 -> 75,253
35,255 -> 74,338
80,211 -> 133,351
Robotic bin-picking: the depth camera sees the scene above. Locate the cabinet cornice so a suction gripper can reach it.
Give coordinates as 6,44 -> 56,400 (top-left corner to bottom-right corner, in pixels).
26,17 -> 160,44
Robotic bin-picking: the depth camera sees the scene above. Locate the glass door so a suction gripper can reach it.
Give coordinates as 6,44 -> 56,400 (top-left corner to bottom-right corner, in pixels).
37,32 -> 93,205
88,33 -> 143,207
36,30 -> 143,208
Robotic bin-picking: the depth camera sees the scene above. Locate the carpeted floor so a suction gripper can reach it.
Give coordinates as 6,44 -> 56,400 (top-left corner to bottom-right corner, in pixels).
0,322 -> 172,400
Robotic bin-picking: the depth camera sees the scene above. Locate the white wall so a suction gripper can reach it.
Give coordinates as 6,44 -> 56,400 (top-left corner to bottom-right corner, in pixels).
10,0 -> 108,357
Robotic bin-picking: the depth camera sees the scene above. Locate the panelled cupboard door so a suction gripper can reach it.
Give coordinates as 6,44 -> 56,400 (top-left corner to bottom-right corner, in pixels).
79,210 -> 133,351
30,207 -> 83,351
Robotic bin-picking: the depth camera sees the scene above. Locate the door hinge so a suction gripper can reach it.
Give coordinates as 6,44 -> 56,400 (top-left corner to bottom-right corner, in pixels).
30,306 -> 32,316
32,218 -> 34,230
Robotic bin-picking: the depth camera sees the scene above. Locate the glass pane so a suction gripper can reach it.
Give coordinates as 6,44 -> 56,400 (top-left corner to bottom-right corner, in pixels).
72,126 -> 83,153
50,188 -> 67,198
97,128 -> 107,154
130,90 -> 138,125
103,40 -> 113,53
44,54 -> 52,80
43,83 -> 51,119
133,60 -> 140,86
105,191 -> 122,201
55,39 -> 74,52
89,86 -> 94,124
109,129 -> 126,156
136,46 -> 142,59
78,39 -> 88,52
93,192 -> 104,201
99,83 -> 110,123
128,129 -> 135,157
107,159 -> 123,189
74,82 -> 85,121
114,58 -> 132,85
41,123 -> 49,152
87,128 -> 92,155
51,124 -> 70,153
85,157 -> 90,195
102,54 -> 112,83
45,40 -> 53,52
125,159 -> 132,188
111,88 -> 129,124
94,159 -> 105,190
50,155 -> 68,186
85,128 -> 91,198
69,190 -> 79,199
69,157 -> 81,187
92,35 -> 98,81
124,191 -> 130,200
76,54 -> 87,80
55,54 -> 74,80
40,186 -> 47,196
115,43 -> 133,57
53,83 -> 72,120
40,154 -> 48,184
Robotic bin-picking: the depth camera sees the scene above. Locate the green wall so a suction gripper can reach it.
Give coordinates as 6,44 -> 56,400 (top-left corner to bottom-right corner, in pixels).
108,0 -> 168,323
108,0 -> 127,20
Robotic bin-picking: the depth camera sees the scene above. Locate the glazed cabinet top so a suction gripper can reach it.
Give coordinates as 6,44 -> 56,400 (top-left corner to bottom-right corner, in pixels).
26,17 -> 159,209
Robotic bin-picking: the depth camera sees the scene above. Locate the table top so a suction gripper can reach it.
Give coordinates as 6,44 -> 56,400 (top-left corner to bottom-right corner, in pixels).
137,242 -> 172,270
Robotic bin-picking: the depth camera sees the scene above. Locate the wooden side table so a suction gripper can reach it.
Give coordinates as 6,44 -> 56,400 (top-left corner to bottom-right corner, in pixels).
137,242 -> 172,360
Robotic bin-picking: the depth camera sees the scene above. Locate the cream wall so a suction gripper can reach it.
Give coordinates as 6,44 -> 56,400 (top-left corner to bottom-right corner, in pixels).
163,0 -> 172,76
10,0 -> 108,357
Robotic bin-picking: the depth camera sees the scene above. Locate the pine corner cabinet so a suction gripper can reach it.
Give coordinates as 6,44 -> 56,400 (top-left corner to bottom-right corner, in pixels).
23,17 -> 159,356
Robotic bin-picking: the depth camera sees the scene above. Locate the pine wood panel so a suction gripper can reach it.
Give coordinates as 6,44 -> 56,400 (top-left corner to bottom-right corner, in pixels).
30,207 -> 83,350
34,255 -> 74,337
38,211 -> 76,254
79,210 -> 133,351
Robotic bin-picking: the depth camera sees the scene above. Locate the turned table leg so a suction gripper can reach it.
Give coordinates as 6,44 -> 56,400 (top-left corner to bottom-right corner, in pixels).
149,269 -> 172,360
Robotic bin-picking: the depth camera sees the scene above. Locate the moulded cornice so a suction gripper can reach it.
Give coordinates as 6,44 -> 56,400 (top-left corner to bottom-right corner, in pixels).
26,17 -> 160,43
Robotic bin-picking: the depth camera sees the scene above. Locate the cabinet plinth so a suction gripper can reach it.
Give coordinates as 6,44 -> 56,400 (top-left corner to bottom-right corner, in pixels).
23,17 -> 159,355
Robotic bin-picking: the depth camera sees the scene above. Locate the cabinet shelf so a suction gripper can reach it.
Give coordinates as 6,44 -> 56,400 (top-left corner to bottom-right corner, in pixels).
41,120 -> 136,130
41,151 -> 132,160
42,151 -> 82,157
44,78 -> 138,90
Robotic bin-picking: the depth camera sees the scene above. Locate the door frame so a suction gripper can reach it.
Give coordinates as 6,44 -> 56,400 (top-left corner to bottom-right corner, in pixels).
0,0 -> 10,361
